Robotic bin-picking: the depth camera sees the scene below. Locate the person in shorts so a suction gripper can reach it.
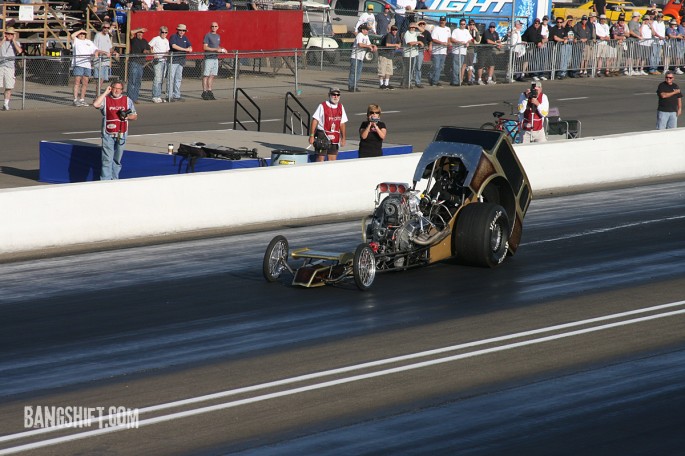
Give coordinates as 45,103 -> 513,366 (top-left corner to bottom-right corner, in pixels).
0,27 -> 22,111
202,22 -> 226,100
309,87 -> 348,162
71,29 -> 100,107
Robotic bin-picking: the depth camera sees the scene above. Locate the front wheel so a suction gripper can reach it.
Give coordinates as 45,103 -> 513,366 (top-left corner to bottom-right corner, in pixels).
480,122 -> 497,131
352,244 -> 376,291
454,203 -> 510,268
263,235 -> 289,282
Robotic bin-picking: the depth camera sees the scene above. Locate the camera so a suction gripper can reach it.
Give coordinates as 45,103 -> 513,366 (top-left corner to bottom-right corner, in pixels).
529,84 -> 538,99
117,109 -> 133,120
370,118 -> 379,123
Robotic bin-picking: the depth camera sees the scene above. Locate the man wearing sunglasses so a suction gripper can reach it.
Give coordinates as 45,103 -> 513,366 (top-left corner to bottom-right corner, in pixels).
309,87 -> 348,162
656,71 -> 682,129
93,22 -> 118,82
149,26 -> 170,103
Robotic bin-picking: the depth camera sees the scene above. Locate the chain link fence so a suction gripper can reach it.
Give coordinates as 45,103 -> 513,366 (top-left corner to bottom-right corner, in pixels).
4,39 -> 680,110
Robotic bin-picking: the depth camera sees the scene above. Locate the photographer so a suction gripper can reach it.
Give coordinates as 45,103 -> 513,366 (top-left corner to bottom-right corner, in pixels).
517,81 -> 549,143
358,104 -> 387,158
93,82 -> 137,180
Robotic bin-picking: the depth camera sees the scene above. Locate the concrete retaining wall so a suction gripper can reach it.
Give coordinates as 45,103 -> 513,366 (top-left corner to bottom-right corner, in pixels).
1,130 -> 684,255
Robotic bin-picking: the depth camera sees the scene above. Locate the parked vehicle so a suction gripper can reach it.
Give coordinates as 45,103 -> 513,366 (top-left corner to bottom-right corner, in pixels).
552,0 -> 652,21
662,0 -> 685,22
262,127 -> 532,291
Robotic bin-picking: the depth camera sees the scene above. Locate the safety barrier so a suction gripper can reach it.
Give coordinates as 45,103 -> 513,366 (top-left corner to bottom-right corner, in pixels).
1,129 -> 684,255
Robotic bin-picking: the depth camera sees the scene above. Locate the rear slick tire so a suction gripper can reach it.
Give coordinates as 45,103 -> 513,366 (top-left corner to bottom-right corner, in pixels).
454,203 -> 510,268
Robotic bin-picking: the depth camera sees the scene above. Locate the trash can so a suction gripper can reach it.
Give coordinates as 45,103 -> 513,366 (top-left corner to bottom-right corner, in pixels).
271,149 -> 310,166
43,48 -> 71,86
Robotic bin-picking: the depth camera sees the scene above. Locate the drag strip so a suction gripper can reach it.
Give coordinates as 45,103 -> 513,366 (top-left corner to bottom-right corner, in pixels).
2,300 -> 684,455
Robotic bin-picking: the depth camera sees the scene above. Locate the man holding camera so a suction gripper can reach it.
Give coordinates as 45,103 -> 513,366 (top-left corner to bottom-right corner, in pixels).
93,82 -> 138,180
517,81 -> 549,143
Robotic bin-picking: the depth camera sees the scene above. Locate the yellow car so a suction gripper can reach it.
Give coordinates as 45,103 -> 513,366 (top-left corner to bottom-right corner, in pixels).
553,0 -> 652,22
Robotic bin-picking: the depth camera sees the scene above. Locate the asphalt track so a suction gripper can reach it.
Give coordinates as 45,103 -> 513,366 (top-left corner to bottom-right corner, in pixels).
0,76 -> 684,455
0,180 -> 684,454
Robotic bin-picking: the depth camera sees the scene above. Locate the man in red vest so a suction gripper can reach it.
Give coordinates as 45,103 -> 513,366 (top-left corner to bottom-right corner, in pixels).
517,81 -> 549,143
309,87 -> 348,162
93,82 -> 138,179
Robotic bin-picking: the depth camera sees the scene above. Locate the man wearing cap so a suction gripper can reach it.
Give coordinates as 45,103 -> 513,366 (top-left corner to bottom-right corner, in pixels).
594,14 -> 613,77
627,12 -> 645,75
70,29 -> 101,107
349,24 -> 376,92
522,18 -> 543,80
611,13 -> 628,76
464,19 -> 481,84
479,22 -> 501,85
640,15 -> 658,74
510,20 -> 527,82
656,70 -> 682,129
653,13 -> 667,71
309,87 -> 347,161
149,26 -> 170,103
376,4 -> 394,35
450,19 -> 471,86
429,16 -> 450,86
402,22 -> 423,88
169,23 -> 192,101
127,27 -> 150,103
0,27 -> 22,111
517,81 -> 549,143
415,20 -> 431,86
574,14 -> 593,77
540,16 -> 551,79
378,25 -> 401,89
356,4 -> 377,35
665,19 -> 683,74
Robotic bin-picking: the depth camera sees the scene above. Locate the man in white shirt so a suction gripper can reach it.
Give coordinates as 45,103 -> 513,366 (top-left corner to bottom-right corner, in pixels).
449,19 -> 471,86
430,16 -> 450,86
92,23 -> 118,82
355,5 -> 377,35
348,24 -> 377,92
148,26 -> 171,103
651,13 -> 666,74
594,14 -> 611,76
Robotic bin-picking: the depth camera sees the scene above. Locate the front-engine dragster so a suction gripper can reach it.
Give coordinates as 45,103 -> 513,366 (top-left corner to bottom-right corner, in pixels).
262,127 -> 532,290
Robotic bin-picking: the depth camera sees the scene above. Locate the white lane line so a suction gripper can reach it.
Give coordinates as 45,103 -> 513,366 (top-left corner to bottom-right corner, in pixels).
460,103 -> 498,108
1,300 -> 684,453
61,131 -> 100,135
218,119 -> 279,125
557,97 -> 588,101
524,215 -> 685,246
635,92 -> 654,95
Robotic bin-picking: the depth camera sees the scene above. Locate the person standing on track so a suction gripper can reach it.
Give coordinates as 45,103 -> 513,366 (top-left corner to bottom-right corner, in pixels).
517,81 -> 549,143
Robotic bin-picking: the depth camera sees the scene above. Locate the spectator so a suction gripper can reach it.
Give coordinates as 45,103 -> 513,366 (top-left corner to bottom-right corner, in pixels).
594,14 -> 613,77
415,20 -> 431,87
465,18 -> 481,84
251,0 -> 273,10
309,87 -> 347,162
673,19 -> 685,73
163,0 -> 190,10
550,16 -> 570,79
611,13 -> 628,75
356,5 -> 377,35
574,15 -> 593,78
429,16 -> 450,86
149,26 -> 170,103
517,81 -> 549,143
640,15 -> 657,74
656,70 -> 682,129
478,22 -> 501,85
449,19 -> 470,86
70,29 -> 100,107
127,27 -> 150,103
90,0 -> 111,23
348,24 -> 376,92
510,20 -> 527,82
0,27 -> 22,111
401,22 -> 423,88
169,23 -> 192,101
358,104 -> 387,158
202,22 -> 226,100
378,25 -> 401,89
376,4 -> 393,35
394,0 -> 416,35
652,13 -> 667,73
93,22 -> 118,83
626,11 -> 644,75
208,0 -> 227,9
540,16 -> 551,80
523,18 -> 544,81
93,82 -> 138,180
593,0 -> 606,17
665,20 -> 682,74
